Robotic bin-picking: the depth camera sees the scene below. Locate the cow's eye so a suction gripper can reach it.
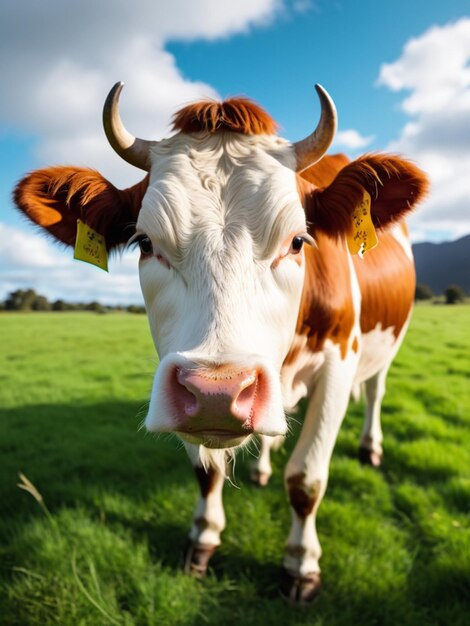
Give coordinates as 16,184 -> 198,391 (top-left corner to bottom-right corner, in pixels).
136,235 -> 153,256
290,236 -> 304,254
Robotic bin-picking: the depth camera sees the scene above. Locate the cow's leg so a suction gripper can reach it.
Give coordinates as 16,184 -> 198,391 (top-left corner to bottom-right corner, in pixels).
350,381 -> 362,403
183,461 -> 226,577
250,434 -> 285,486
358,366 -> 389,467
281,353 -> 357,605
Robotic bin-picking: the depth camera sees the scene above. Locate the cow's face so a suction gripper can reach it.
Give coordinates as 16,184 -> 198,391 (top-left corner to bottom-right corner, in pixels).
138,133 -> 309,447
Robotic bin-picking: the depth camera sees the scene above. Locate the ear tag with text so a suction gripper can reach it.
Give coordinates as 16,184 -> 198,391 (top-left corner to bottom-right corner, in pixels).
347,189 -> 378,258
74,219 -> 108,271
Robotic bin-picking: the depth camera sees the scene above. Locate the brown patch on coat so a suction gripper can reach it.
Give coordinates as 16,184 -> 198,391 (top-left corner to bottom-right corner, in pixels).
285,545 -> 308,559
284,232 -> 356,364
352,337 -> 359,353
194,465 -> 217,498
172,98 -> 278,135
287,473 -> 321,518
353,228 -> 415,338
300,153 -> 350,187
292,156 -> 356,363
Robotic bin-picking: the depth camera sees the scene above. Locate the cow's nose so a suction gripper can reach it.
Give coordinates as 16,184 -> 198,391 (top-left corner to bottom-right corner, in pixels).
145,353 -> 287,441
172,366 -> 261,430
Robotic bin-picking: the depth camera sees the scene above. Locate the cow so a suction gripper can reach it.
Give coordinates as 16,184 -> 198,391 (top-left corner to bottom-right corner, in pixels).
14,82 -> 428,605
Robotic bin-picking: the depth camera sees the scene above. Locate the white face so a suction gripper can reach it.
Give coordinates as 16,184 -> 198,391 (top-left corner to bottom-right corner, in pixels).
133,131 -> 309,447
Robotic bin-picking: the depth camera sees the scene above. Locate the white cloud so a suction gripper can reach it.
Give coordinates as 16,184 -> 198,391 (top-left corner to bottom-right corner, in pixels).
378,20 -> 470,115
32,41 -> 221,185
333,129 -> 375,150
0,0 -> 282,186
378,18 -> 470,242
0,223 -> 142,305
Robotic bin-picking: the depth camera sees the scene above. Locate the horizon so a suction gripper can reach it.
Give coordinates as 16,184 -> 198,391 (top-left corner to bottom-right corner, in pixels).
3,230 -> 469,308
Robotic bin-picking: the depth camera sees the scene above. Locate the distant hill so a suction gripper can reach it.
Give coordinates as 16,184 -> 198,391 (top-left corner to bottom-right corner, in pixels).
412,234 -> 470,294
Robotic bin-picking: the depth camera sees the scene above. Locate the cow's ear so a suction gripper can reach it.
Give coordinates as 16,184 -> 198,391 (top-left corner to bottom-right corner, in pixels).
305,154 -> 429,239
14,167 -> 149,250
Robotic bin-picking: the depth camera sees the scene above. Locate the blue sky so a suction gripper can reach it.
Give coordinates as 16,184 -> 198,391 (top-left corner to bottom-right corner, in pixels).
168,0 -> 465,142
1,0 -> 469,303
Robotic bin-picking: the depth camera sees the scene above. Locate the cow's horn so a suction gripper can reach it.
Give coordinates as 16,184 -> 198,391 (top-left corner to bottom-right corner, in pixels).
294,84 -> 337,173
103,82 -> 152,172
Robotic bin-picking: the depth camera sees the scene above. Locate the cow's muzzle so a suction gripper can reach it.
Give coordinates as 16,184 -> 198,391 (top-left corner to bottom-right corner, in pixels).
145,353 -> 287,448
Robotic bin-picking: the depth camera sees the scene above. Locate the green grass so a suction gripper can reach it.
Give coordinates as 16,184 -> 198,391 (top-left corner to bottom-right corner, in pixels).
0,308 -> 469,625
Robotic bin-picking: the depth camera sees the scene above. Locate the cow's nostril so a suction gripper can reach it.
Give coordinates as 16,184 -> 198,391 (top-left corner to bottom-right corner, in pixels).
175,368 -> 199,416
234,372 -> 259,418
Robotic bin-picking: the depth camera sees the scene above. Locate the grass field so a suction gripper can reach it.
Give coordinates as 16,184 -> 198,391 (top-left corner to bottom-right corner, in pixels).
0,307 -> 469,625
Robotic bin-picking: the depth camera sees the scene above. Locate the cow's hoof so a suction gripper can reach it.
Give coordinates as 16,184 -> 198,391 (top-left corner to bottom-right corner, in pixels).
358,446 -> 383,468
182,541 -> 217,578
279,568 -> 322,606
250,467 -> 270,487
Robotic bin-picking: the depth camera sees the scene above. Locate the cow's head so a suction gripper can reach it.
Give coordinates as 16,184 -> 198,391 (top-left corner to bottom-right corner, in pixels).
14,83 -> 428,453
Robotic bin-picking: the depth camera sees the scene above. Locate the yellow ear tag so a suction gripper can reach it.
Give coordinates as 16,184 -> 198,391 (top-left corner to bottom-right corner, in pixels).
74,219 -> 108,272
347,189 -> 378,258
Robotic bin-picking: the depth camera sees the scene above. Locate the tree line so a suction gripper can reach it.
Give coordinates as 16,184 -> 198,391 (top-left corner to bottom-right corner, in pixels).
0,289 -> 146,313
0,284 -> 466,313
415,283 -> 466,304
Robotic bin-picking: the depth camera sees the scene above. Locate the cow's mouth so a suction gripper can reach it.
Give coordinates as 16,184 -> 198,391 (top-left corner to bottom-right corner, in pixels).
178,429 -> 251,449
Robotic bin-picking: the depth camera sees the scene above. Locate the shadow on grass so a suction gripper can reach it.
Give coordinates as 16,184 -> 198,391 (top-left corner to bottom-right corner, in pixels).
0,400 -> 192,524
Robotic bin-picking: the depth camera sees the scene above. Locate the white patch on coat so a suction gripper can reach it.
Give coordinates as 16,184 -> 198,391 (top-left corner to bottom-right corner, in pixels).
354,309 -> 412,386
281,334 -> 326,410
390,223 -> 413,261
354,324 -> 398,384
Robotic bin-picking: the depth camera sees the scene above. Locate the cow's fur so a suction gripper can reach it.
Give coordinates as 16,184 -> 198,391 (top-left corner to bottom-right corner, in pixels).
14,96 -> 428,604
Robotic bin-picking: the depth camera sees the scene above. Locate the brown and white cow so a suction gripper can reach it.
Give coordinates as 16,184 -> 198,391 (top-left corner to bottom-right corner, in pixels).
14,83 -> 428,604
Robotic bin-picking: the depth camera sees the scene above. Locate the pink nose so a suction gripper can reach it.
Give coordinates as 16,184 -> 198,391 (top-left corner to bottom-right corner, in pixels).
170,366 -> 263,436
